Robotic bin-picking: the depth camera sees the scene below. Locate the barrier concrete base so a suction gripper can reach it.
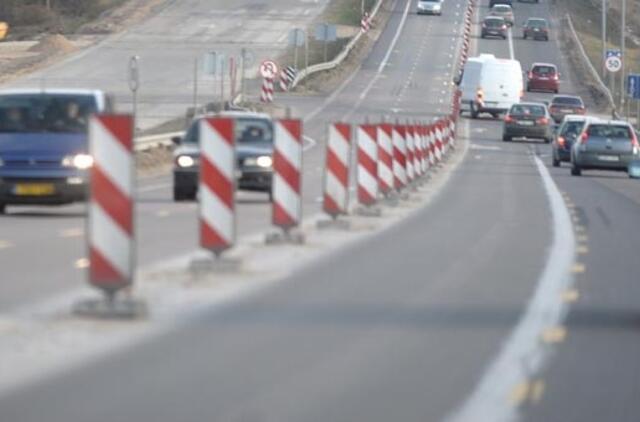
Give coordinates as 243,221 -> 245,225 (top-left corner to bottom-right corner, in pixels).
265,229 -> 306,245
73,295 -> 147,320
190,255 -> 242,275
317,218 -> 351,230
355,205 -> 382,217
382,193 -> 400,207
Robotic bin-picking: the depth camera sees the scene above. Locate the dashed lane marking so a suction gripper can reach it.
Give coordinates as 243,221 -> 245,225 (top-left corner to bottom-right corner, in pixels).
576,244 -> 588,255
571,263 -> 586,273
0,240 -> 13,249
562,288 -> 580,303
60,228 -> 84,238
541,326 -> 567,344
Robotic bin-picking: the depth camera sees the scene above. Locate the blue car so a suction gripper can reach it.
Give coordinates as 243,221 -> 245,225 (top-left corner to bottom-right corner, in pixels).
0,89 -> 113,213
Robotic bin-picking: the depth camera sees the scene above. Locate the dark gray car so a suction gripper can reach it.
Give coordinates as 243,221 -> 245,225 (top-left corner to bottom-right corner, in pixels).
173,112 -> 274,201
571,120 -> 640,176
502,103 -> 553,143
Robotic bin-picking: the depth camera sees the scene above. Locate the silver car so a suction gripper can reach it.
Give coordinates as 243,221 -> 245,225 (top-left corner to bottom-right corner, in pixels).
489,4 -> 514,26
417,0 -> 443,15
571,120 -> 640,176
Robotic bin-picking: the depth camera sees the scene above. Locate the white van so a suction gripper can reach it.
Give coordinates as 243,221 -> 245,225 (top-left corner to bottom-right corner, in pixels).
457,54 -> 523,118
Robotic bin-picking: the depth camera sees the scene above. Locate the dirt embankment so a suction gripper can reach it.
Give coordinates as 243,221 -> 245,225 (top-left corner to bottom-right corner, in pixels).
0,0 -> 168,86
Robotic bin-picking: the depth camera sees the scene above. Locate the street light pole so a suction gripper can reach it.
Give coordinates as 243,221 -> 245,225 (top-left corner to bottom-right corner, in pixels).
602,0 -> 607,77
620,0 -> 626,114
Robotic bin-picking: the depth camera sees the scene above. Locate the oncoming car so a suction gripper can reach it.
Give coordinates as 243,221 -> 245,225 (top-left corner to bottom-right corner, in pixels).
0,89 -> 113,214
417,0 -> 443,15
502,102 -> 553,143
173,111 -> 275,201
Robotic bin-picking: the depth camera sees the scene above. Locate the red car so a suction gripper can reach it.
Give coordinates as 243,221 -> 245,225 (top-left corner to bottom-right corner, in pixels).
527,63 -> 559,93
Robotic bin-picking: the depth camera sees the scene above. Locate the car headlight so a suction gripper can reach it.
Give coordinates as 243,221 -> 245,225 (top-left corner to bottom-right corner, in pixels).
176,155 -> 197,168
245,155 -> 273,168
62,154 -> 94,170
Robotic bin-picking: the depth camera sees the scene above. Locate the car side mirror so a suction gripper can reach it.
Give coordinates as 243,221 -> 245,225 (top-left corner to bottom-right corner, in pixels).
171,136 -> 182,145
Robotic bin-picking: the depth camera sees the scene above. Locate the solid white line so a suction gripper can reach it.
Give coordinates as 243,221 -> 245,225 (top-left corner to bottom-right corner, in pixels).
443,154 -> 576,422
137,183 -> 171,193
377,0 -> 412,73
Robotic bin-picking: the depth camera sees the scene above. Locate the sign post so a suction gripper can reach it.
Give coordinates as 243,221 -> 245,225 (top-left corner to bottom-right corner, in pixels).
628,74 -> 640,125
605,49 -> 622,106
128,55 -> 140,132
315,23 -> 337,63
289,28 -> 306,69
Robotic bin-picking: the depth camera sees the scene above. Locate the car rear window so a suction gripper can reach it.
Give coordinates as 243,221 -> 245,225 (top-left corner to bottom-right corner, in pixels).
587,124 -> 632,139
552,97 -> 583,106
560,121 -> 585,137
533,66 -> 556,75
510,105 -> 546,116
493,5 -> 511,12
485,18 -> 505,27
528,19 -> 548,28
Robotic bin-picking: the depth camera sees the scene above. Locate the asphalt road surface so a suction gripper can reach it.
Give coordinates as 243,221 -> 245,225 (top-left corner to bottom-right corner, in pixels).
6,0 -> 329,129
2,0 -> 640,420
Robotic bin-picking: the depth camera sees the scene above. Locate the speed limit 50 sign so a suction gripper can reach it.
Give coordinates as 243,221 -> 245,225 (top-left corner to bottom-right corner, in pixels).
605,50 -> 622,73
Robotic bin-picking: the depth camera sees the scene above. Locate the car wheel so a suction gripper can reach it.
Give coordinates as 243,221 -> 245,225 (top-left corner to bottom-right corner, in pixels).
0,203 -> 5,215
523,34 -> 527,39
470,102 -> 479,119
552,156 -> 560,167
173,187 -> 195,201
491,113 -> 500,119
267,189 -> 274,202
544,137 -> 552,144
571,163 -> 582,176
502,134 -> 511,142
526,85 -> 531,92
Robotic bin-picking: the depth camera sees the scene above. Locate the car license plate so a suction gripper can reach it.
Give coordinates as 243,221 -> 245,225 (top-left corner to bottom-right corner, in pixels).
562,108 -> 573,113
14,183 -> 55,196
518,120 -> 534,126
598,155 -> 619,162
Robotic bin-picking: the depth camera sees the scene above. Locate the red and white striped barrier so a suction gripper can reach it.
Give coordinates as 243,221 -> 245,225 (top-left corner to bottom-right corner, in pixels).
199,117 -> 235,255
272,119 -> 302,229
377,123 -> 394,196
323,123 -> 351,217
88,114 -> 134,293
392,124 -> 408,190
261,77 -> 274,103
428,124 -> 437,166
357,124 -> 378,206
405,124 -> 416,182
361,12 -> 371,32
418,124 -> 428,175
434,121 -> 443,162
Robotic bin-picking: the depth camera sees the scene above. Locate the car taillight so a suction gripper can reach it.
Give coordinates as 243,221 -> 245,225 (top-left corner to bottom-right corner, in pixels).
552,74 -> 559,80
549,105 -> 558,111
631,131 -> 639,148
504,115 -> 514,123
577,108 -> 586,114
557,136 -> 565,147
528,72 -> 533,79
536,117 -> 548,125
502,25 -> 507,30
580,132 -> 589,144
482,23 -> 487,28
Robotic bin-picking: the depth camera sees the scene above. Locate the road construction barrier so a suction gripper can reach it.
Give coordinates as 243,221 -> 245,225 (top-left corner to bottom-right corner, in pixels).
279,66 -> 297,92
428,124 -> 437,166
323,123 -> 351,217
392,124 -> 408,190
418,125 -> 428,175
261,77 -> 274,103
406,124 -> 417,182
361,12 -> 371,33
199,117 -> 236,255
357,124 -> 379,206
88,114 -> 135,294
272,119 -> 303,229
377,123 -> 394,196
434,121 -> 443,162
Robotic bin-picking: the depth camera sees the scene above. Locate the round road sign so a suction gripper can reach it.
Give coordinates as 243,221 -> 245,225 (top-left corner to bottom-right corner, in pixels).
259,60 -> 279,79
605,56 -> 622,73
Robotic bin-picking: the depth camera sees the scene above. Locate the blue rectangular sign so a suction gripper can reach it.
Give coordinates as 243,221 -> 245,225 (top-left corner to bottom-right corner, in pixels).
627,74 -> 640,99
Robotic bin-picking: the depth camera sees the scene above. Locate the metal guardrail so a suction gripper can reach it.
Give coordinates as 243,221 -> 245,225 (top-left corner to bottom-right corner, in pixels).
291,0 -> 385,88
135,131 -> 183,151
565,14 -> 616,111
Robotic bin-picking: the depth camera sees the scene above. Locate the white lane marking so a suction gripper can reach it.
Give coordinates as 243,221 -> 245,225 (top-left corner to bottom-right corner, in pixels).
59,228 -> 84,238
303,60 -> 361,123
0,240 -> 13,250
303,135 -> 317,151
378,0 -> 412,73
508,28 -> 515,60
443,155 -> 576,422
470,144 -> 502,151
137,183 -> 172,193
74,258 -> 89,269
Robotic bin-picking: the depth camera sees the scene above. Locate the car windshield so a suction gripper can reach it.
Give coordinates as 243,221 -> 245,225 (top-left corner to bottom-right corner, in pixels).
587,124 -> 632,139
420,0 -> 440,2
560,121 -> 586,138
485,18 -> 504,27
0,94 -> 97,134
533,66 -> 556,75
553,97 -> 583,106
510,105 -> 546,116
493,6 -> 511,12
527,19 -> 548,28
184,117 -> 273,144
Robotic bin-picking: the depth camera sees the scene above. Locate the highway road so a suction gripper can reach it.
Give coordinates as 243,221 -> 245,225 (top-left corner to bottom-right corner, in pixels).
6,0 -> 329,130
2,0 -> 640,420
